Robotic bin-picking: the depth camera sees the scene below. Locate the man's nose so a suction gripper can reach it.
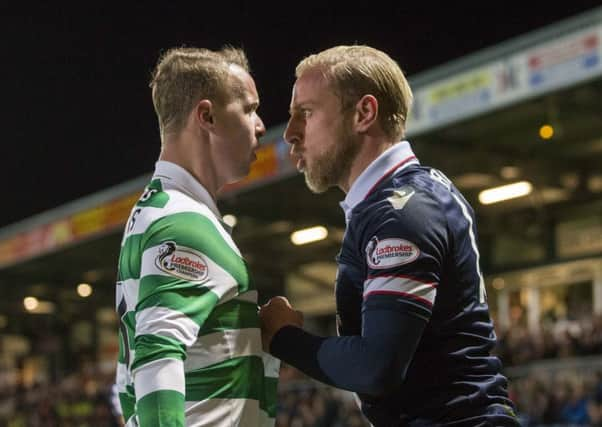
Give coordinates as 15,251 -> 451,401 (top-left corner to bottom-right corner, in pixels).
255,115 -> 266,138
284,119 -> 300,146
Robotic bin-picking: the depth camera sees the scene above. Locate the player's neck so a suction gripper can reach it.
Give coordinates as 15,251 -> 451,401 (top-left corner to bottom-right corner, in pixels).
159,129 -> 219,202
339,135 -> 396,194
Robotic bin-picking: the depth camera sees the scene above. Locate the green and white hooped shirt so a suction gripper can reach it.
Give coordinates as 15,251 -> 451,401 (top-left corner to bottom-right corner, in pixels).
115,160 -> 279,426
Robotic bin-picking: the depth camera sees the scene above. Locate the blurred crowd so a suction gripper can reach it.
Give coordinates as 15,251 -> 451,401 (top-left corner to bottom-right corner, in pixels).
510,370 -> 602,426
275,364 -> 368,427
6,364 -> 602,426
0,363 -> 368,427
3,313 -> 602,426
0,368 -> 119,426
496,314 -> 602,366
276,364 -> 602,427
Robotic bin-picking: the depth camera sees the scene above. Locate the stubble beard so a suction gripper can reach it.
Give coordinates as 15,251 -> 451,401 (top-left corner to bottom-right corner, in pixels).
304,122 -> 360,194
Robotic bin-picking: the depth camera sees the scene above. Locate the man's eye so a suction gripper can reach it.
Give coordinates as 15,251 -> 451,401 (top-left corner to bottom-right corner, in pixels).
302,109 -> 312,118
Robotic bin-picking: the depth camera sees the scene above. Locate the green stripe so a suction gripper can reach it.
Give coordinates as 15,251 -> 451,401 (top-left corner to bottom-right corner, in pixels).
148,178 -> 163,191
119,234 -> 144,280
118,391 -> 136,421
185,356 -> 277,413
137,389 -> 185,427
137,190 -> 169,208
185,355 -> 263,402
137,284 -> 219,327
198,298 -> 259,336
132,334 -> 186,371
139,274 -> 212,305
136,179 -> 169,209
262,376 -> 279,417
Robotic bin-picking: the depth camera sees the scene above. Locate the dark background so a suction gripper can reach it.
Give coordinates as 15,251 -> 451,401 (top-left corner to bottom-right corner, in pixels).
3,3 -> 601,227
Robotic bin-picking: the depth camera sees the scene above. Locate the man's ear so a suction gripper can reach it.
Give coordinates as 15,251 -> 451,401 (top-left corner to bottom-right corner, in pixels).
353,95 -> 378,133
195,99 -> 214,131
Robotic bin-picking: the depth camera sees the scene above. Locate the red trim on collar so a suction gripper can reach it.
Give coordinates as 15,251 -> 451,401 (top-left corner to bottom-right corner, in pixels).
363,155 -> 417,200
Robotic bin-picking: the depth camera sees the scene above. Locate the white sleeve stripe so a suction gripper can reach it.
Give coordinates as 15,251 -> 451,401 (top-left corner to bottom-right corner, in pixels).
363,276 -> 437,304
366,274 -> 437,286
364,290 -> 434,308
133,358 -> 185,400
136,306 -> 200,347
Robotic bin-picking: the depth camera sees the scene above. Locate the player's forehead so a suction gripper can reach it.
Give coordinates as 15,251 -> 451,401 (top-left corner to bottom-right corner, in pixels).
290,69 -> 334,109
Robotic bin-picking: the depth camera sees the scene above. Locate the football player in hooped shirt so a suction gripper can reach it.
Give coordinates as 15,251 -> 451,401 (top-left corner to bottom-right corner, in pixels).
259,45 -> 519,426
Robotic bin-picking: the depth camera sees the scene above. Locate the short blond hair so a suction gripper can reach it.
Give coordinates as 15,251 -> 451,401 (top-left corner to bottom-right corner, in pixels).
296,45 -> 413,140
150,46 -> 250,137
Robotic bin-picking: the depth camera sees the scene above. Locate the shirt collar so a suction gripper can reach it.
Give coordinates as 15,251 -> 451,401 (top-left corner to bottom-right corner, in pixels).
152,160 -> 222,219
339,141 -> 419,223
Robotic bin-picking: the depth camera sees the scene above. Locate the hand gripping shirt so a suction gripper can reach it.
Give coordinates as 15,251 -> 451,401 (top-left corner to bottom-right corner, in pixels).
115,161 -> 279,426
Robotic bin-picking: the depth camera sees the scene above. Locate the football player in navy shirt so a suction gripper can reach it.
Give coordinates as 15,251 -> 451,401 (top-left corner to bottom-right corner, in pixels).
260,45 -> 519,426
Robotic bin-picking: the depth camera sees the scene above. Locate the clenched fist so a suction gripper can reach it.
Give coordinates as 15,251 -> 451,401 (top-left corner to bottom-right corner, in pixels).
259,296 -> 304,352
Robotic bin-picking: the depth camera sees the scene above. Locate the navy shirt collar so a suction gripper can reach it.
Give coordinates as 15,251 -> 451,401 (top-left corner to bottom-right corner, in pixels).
339,141 -> 419,224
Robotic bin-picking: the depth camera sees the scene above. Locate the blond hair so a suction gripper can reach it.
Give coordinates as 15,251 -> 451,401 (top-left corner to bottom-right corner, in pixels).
296,45 -> 413,140
150,46 -> 250,137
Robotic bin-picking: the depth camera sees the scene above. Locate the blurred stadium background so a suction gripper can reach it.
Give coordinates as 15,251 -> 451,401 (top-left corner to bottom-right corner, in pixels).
2,7 -> 602,426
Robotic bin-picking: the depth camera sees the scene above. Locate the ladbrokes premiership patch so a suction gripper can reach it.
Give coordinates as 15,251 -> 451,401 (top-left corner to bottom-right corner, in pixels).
366,236 -> 420,269
155,241 -> 209,282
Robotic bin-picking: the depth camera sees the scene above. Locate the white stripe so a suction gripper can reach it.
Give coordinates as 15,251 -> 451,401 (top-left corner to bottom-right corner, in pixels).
133,358 -> 185,400
128,349 -> 136,372
124,415 -> 138,427
121,206 -> 169,246
452,193 -> 486,303
185,398 -> 261,426
109,383 -> 123,417
136,306 -> 200,347
116,284 -> 123,311
120,278 -> 140,312
259,408 -> 276,427
261,352 -> 281,379
116,362 -> 129,393
363,276 -> 436,304
232,290 -> 258,304
140,244 -> 238,300
184,328 -> 262,371
121,192 -> 201,242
